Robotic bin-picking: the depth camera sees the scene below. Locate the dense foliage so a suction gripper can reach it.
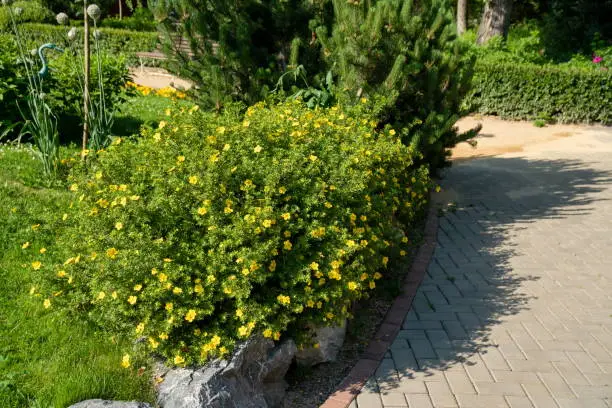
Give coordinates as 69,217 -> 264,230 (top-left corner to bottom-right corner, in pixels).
101,7 -> 156,31
40,100 -> 431,366
0,33 -> 130,141
467,61 -> 612,124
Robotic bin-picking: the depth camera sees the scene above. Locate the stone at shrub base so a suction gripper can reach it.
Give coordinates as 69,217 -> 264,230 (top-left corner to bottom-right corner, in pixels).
294,321 -> 347,367
68,400 -> 152,408
157,336 -> 296,408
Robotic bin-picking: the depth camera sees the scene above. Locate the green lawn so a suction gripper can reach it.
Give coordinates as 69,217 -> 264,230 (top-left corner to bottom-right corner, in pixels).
0,93 -> 180,407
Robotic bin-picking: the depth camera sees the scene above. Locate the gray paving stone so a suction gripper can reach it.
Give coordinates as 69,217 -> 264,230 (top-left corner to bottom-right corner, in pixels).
363,140 -> 612,408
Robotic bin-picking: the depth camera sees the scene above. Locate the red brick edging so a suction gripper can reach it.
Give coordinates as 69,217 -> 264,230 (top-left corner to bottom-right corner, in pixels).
319,204 -> 439,408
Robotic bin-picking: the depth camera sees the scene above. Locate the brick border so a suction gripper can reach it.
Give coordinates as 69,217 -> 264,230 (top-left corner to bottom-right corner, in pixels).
319,204 -> 439,408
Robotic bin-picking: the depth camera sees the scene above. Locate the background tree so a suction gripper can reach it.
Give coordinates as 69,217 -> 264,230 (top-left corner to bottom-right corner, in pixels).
457,0 -> 467,34
476,0 -> 513,44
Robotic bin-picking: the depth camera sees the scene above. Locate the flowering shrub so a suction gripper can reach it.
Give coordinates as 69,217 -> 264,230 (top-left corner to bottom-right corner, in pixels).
40,100 -> 431,367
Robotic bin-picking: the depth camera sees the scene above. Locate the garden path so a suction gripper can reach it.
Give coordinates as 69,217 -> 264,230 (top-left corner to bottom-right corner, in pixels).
351,123 -> 612,408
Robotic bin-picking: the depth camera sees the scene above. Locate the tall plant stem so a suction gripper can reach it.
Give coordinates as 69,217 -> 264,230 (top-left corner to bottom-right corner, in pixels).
83,0 -> 91,156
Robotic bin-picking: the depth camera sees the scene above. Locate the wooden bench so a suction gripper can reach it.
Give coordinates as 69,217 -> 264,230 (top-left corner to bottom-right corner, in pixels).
135,34 -> 195,71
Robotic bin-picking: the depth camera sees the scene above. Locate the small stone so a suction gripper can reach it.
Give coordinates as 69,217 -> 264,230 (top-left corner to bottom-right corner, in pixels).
295,321 -> 347,367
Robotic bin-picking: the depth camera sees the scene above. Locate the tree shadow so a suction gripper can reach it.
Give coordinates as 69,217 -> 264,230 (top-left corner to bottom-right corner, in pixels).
367,155 -> 612,393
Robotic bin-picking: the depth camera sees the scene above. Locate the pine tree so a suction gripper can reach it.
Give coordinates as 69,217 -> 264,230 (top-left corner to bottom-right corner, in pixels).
152,0 -> 320,110
317,0 -> 479,170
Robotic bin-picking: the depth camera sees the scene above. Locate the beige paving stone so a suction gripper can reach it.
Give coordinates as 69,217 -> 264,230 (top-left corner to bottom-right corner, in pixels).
381,392 -> 408,407
445,370 -> 476,395
505,396 -> 535,408
456,394 -> 510,408
405,393 -> 434,408
474,381 -> 527,397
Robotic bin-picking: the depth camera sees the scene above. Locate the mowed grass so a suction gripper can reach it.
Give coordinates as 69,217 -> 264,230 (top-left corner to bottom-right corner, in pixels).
0,127 -> 159,405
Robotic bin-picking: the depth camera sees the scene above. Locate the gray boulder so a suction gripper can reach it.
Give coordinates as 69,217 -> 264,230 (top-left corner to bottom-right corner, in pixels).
68,400 -> 152,408
294,321 -> 347,367
157,337 -> 296,408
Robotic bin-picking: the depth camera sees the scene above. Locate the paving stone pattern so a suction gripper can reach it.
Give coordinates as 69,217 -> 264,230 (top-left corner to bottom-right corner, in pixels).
356,149 -> 612,407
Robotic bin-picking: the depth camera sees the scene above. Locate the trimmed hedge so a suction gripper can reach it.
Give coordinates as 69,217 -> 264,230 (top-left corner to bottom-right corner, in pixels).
467,61 -> 612,125
17,23 -> 158,64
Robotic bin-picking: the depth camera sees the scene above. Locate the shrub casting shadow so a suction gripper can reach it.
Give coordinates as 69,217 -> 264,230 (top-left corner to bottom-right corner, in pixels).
363,155 -> 612,392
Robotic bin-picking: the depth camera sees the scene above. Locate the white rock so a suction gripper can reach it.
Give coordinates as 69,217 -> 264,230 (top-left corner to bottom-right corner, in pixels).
294,321 -> 347,367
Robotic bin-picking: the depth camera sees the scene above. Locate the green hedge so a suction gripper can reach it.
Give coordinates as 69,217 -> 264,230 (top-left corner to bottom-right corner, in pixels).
17,23 -> 158,64
0,1 -> 53,29
467,61 -> 612,125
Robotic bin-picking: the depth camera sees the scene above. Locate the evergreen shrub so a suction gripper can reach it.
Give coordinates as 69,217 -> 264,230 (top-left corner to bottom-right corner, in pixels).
39,100 -> 432,366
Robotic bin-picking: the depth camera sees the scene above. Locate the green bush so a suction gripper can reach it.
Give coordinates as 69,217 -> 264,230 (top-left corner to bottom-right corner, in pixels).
17,23 -> 158,65
0,0 -> 53,29
101,7 -> 157,32
467,61 -> 612,124
40,100 -> 431,366
0,34 -> 27,130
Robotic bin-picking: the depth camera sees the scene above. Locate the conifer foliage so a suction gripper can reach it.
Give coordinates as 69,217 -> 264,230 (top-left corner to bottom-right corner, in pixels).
317,0 -> 479,170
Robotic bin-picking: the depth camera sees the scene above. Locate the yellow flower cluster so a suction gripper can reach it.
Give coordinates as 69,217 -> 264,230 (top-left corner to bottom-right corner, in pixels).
125,82 -> 187,99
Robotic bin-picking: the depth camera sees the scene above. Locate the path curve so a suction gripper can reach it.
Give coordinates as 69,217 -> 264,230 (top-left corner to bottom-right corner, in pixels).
350,121 -> 612,408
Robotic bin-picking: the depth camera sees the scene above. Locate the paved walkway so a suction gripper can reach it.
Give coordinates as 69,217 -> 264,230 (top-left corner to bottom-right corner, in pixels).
353,124 -> 612,407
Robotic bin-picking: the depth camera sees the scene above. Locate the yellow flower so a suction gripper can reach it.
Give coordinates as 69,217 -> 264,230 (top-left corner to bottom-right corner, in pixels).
151,268 -> 158,275
309,155 -> 318,162
121,354 -> 130,368
197,207 -> 207,215
224,206 -> 233,214
254,145 -> 262,153
136,322 -> 145,333
273,332 -> 281,341
165,303 -> 173,311
111,291 -> 118,299
346,240 -> 356,247
173,287 -> 183,295
262,219 -> 272,228
402,237 -> 409,243
158,121 -> 167,130
62,213 -> 68,221
360,97 -> 368,104
400,250 -> 407,256
177,155 -> 185,163
216,126 -> 226,134
223,144 -> 231,151
134,284 -> 142,291
389,129 -> 396,136
324,202 -> 333,208
158,273 -> 168,282
283,240 -> 292,251
360,273 -> 368,281
382,257 -> 389,266
360,215 -> 367,222
174,355 -> 185,365
29,286 -> 36,295
435,185 -> 441,193
369,281 -> 376,289
148,337 -> 159,349
106,247 -> 118,259
347,281 -> 358,291
278,186 -> 287,194
163,258 -> 173,263
277,295 -> 291,305
159,333 -> 169,340
115,222 -> 123,230
326,312 -> 334,319
39,248 -> 46,254
185,309 -> 197,322
97,291 -> 106,300
22,242 -> 30,249
188,175 -> 199,185
31,224 -> 40,231
127,296 -> 137,305
268,260 -> 276,272
309,262 -> 319,271
263,328 -> 273,338
235,308 -> 244,318
281,213 -> 291,221
43,298 -> 51,309
69,183 -> 79,192
306,300 -> 315,308
31,261 -> 42,270
350,213 -> 357,222
194,284 -> 204,294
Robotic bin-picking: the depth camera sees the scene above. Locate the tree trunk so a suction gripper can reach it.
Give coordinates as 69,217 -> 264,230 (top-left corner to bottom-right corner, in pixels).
457,0 -> 467,35
476,0 -> 513,44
